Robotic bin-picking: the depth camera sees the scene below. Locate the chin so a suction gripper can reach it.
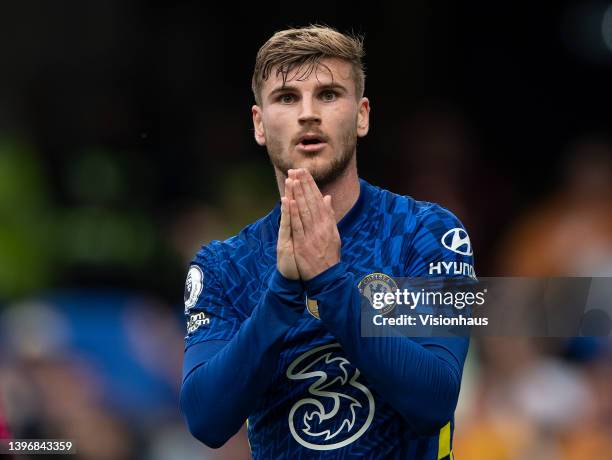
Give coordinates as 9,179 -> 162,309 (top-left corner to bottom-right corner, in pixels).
293,157 -> 328,175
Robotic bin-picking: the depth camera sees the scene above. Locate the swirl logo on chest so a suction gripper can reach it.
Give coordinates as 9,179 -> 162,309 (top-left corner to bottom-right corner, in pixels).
286,343 -> 375,450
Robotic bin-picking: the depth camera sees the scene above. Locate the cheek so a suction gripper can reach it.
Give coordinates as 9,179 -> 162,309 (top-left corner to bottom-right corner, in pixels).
264,111 -> 292,139
329,108 -> 357,138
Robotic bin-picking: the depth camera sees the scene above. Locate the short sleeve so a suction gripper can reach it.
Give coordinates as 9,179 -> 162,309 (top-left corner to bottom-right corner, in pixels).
183,244 -> 243,349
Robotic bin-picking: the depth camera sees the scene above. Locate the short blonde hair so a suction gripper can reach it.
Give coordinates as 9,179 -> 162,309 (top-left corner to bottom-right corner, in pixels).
252,25 -> 365,105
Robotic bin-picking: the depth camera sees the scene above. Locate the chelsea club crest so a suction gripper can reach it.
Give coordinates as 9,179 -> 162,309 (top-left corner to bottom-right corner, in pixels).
358,273 -> 398,315
306,273 -> 399,319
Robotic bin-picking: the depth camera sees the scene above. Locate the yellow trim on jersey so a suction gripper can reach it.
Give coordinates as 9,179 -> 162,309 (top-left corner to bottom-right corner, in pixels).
437,421 -> 451,459
245,419 -> 252,453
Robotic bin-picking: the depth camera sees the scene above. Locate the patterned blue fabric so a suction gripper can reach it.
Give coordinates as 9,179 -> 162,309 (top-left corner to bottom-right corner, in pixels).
182,179 -> 474,459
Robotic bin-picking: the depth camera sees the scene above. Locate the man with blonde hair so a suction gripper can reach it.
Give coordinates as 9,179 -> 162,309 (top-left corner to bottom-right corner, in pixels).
180,25 -> 474,459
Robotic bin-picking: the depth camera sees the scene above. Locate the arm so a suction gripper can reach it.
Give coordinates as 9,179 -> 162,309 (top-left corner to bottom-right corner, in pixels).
181,190 -> 303,448
180,269 -> 304,448
304,262 -> 468,435
285,170 -> 471,435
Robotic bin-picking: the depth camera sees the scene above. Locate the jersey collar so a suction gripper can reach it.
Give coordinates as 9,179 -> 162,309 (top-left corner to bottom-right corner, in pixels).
337,178 -> 374,235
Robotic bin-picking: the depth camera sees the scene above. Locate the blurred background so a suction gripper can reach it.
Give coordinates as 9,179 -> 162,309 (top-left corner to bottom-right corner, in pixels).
0,1 -> 611,459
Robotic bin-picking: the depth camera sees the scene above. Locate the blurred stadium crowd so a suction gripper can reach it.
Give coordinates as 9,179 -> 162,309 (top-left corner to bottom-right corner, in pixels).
1,2 -> 611,459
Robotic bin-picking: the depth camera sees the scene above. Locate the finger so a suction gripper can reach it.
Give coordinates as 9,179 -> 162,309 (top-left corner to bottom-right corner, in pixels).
297,170 -> 322,222
293,178 -> 313,231
323,195 -> 336,221
289,199 -> 305,241
302,169 -> 327,222
324,195 -> 340,239
278,197 -> 291,242
284,178 -> 294,201
303,169 -> 323,199
323,195 -> 333,212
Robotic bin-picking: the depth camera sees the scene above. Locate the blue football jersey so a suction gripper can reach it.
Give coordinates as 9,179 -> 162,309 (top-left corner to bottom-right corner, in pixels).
183,179 -> 474,459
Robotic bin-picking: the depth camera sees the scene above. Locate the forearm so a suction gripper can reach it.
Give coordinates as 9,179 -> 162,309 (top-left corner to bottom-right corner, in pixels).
305,263 -> 466,435
180,270 -> 304,448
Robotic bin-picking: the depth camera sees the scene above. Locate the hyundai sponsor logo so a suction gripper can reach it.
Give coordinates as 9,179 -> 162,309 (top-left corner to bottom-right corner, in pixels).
441,228 -> 473,256
429,261 -> 476,279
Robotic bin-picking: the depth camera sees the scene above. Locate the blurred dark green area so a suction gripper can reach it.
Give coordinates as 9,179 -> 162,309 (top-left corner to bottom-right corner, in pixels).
0,136 -> 277,303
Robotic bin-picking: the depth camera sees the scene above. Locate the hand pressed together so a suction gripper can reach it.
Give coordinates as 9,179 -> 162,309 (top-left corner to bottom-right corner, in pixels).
276,169 -> 341,281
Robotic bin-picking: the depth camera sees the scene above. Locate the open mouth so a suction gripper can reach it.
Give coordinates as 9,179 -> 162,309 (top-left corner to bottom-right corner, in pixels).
302,138 -> 322,145
297,134 -> 327,151
301,138 -> 322,145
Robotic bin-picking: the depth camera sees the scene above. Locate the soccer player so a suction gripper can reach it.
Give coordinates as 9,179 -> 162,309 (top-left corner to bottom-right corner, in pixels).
180,26 -> 475,459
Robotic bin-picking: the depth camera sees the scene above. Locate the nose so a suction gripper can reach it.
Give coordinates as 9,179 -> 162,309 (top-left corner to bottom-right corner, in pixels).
297,96 -> 321,125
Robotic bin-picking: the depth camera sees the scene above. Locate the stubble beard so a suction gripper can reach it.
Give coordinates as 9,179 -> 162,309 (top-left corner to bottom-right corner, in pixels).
266,128 -> 358,189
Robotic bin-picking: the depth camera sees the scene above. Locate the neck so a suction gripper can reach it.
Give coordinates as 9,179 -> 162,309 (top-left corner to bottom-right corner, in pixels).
275,158 -> 360,223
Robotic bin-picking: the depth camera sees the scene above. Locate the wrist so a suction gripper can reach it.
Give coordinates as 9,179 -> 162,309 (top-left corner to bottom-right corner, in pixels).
303,261 -> 347,296
260,269 -> 306,325
270,268 -> 304,295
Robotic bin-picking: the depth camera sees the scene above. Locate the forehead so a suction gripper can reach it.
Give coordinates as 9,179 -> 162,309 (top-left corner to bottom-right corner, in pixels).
261,57 -> 355,95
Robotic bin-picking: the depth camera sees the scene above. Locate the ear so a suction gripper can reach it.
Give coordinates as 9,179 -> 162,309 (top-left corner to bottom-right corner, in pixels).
252,105 -> 266,146
356,97 -> 370,138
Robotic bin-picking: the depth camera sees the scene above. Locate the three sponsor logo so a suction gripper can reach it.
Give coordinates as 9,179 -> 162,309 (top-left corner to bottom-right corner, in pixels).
286,343 -> 375,451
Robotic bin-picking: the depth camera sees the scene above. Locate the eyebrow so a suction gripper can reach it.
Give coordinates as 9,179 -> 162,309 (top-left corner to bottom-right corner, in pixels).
267,82 -> 349,101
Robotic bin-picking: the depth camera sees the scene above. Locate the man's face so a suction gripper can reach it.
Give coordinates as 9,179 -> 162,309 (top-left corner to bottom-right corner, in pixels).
252,58 -> 370,187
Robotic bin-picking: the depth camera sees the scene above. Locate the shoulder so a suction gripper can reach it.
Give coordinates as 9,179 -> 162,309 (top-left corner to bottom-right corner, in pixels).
188,206 -> 279,290
369,185 -> 464,237
376,184 -> 463,227
366,182 -> 416,217
193,205 -> 279,267
408,200 -> 474,276
377,183 -> 466,235
183,207 -> 278,317
370,184 -> 474,275
412,200 -> 469,241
